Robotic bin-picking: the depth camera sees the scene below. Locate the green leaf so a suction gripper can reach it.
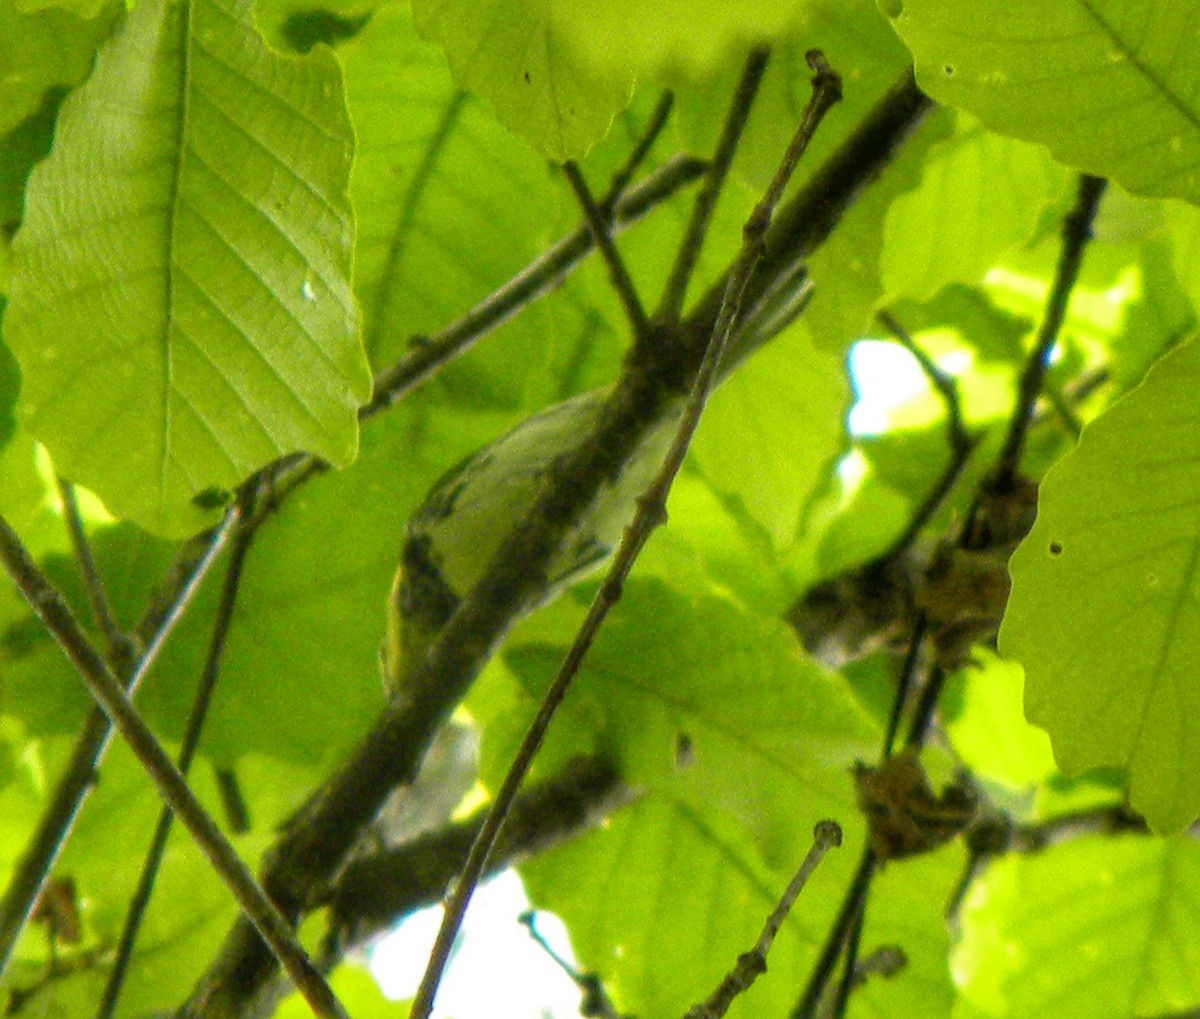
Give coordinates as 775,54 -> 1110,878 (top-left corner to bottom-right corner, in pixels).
342,1 -> 562,379
692,326 -> 850,552
410,0 -> 634,161
943,650 -> 1057,790
1110,235 -> 1195,391
0,1 -> 121,136
504,580 -> 878,863
1000,335 -> 1200,832
805,107 -> 953,350
883,112 -> 1069,301
954,836 -> 1200,1017
3,0 -> 369,537
887,0 -> 1200,204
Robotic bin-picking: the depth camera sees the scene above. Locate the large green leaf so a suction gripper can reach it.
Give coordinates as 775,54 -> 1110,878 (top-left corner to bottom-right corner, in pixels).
342,1 -> 562,381
882,112 -> 1069,301
954,836 -> 1200,1017
0,1 -> 121,136
503,581 -> 878,865
3,0 -> 369,537
1000,336 -> 1200,832
410,0 -> 634,161
886,0 -> 1200,205
691,326 -> 850,552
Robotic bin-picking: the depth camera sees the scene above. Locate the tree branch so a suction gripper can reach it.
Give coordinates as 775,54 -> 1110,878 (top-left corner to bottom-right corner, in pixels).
0,509 -> 238,980
562,161 -> 651,340
993,174 -> 1106,490
175,67 -> 934,1019
409,49 -> 843,1019
685,822 -> 843,1019
0,512 -> 345,1019
56,478 -> 128,663
96,495 -> 260,1019
657,47 -> 771,324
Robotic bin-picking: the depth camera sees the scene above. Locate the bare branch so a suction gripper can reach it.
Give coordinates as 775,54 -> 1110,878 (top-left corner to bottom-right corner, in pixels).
0,509 -> 237,979
409,49 -> 844,1019
563,161 -> 651,340
657,47 -> 771,324
0,512 -> 345,1019
56,477 -> 128,662
96,498 -> 259,1019
993,174 -> 1107,490
791,847 -> 876,1019
684,821 -> 843,1019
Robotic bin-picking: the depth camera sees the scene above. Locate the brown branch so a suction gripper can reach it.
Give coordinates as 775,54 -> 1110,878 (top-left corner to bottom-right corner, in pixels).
993,174 -> 1106,490
685,822 -> 843,1019
175,67 -> 933,1019
409,48 -> 843,1019
657,47 -> 771,324
96,494 -> 260,1019
0,512 -> 345,1019
562,161 -> 651,339
791,847 -> 876,1019
0,509 -> 238,980
56,478 -> 128,662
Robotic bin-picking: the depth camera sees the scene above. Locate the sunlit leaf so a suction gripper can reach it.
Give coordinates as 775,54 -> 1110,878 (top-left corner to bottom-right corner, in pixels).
887,0 -> 1200,204
4,0 -> 369,537
1001,335 -> 1200,832
954,836 -> 1200,1016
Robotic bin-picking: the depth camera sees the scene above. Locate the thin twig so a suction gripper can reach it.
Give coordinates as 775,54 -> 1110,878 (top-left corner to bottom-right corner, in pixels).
215,767 -> 252,834
904,664 -> 947,750
684,821 -> 843,1019
0,509 -> 238,980
827,879 -> 868,1019
409,49 -> 843,1019
176,69 -> 932,1019
993,174 -> 1106,490
657,47 -> 771,324
364,154 -> 707,419
0,512 -> 346,1019
876,310 -> 978,557
882,616 -> 928,758
601,92 -> 676,217
56,477 -> 128,661
562,162 -> 651,340
95,498 -> 259,1019
791,847 -> 876,1019
520,912 -> 624,1019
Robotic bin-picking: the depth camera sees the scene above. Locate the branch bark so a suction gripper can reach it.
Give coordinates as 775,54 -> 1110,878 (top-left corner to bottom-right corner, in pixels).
175,68 -> 934,1018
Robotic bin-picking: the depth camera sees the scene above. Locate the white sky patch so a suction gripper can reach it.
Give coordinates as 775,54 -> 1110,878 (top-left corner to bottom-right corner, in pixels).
847,339 -> 930,435
371,869 -> 584,1017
